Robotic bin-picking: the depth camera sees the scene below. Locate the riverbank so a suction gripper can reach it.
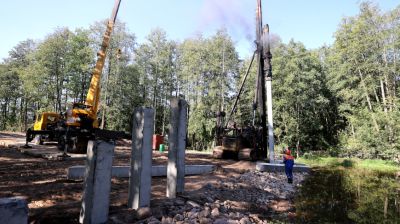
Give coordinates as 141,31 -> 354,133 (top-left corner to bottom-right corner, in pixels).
298,156 -> 400,172
294,156 -> 400,223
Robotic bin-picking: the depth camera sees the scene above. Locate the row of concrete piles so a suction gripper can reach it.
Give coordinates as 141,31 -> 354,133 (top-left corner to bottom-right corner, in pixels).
0,98 -> 213,224
80,98 -> 188,224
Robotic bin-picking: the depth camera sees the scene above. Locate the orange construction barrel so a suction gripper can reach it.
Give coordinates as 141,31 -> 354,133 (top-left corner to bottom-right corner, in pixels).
152,134 -> 164,150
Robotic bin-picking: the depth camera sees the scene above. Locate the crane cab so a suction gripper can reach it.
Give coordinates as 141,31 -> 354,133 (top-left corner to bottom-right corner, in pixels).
31,112 -> 61,145
33,112 -> 61,131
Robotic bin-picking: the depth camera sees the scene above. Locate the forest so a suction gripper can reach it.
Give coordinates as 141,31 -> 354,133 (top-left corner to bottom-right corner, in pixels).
0,2 -> 399,162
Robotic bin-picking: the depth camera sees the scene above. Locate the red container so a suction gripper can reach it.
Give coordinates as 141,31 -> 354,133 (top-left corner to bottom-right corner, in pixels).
152,134 -> 164,150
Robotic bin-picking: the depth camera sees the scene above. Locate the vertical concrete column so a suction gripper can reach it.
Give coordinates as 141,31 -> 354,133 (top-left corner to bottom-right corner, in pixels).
79,140 -> 115,224
0,197 -> 28,224
266,79 -> 275,162
167,98 -> 188,198
128,107 -> 154,209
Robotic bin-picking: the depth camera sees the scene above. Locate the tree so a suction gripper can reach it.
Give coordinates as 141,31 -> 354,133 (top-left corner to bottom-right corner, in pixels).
89,20 -> 136,130
327,2 -> 400,159
107,65 -> 144,132
4,39 -> 36,130
177,29 -> 240,149
0,64 -> 20,130
135,28 -> 176,134
64,28 -> 95,104
28,28 -> 71,112
272,41 -> 337,152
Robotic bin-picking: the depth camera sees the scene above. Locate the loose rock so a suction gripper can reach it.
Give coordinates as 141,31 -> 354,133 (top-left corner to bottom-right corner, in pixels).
211,207 -> 220,218
187,200 -> 201,207
133,171 -> 308,223
137,207 -> 152,220
174,214 -> 184,221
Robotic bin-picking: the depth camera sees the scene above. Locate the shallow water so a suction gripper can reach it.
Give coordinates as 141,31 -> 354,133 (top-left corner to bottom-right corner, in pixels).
295,168 -> 400,223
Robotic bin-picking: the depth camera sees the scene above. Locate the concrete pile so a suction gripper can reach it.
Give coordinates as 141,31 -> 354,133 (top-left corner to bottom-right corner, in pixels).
80,99 -> 190,223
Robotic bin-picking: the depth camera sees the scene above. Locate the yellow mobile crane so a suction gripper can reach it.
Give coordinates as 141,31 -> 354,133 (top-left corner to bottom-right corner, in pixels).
26,0 -> 123,153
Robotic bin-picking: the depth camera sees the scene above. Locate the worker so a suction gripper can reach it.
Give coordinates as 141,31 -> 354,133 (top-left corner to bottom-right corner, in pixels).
283,148 -> 295,183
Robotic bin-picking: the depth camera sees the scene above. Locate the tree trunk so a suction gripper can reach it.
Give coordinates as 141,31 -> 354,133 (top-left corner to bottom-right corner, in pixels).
81,72 -> 87,103
392,53 -> 397,108
373,87 -> 381,106
65,78 -> 68,110
24,97 -> 28,131
3,98 -> 9,129
101,58 -> 112,130
296,102 -> 300,157
380,79 -> 387,113
383,48 -> 393,112
19,97 -> 24,132
161,98 -> 166,136
55,61 -> 62,113
153,86 -> 157,133
358,68 -> 379,132
153,65 -> 158,133
384,196 -> 388,219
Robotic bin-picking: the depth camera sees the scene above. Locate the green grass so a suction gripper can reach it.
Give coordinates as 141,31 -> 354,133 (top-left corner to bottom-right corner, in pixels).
357,159 -> 400,172
297,157 -> 400,173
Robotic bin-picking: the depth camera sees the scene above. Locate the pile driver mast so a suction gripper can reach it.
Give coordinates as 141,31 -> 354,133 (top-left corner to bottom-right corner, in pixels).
213,0 -> 274,161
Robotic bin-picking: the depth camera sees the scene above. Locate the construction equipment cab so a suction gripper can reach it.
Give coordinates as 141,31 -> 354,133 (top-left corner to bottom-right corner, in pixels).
30,112 -> 61,145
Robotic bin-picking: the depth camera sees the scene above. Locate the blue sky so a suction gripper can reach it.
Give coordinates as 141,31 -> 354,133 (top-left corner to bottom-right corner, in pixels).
0,0 -> 398,61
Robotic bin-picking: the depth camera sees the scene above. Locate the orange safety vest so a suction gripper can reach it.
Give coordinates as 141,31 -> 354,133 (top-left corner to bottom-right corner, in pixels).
283,154 -> 294,160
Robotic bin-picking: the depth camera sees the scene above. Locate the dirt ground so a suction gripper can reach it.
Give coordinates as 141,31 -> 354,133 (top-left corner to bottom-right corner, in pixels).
0,132 -> 294,224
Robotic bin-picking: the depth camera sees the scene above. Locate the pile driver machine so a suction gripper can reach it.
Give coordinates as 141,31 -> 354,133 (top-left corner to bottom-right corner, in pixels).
213,0 -> 274,161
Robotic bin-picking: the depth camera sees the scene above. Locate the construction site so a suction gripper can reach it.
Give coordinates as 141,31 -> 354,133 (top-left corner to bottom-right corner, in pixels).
0,131 -> 309,224
0,0 -> 310,223
1,0 -> 400,223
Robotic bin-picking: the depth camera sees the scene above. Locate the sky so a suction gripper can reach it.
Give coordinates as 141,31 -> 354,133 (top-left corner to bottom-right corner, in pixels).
0,0 -> 398,61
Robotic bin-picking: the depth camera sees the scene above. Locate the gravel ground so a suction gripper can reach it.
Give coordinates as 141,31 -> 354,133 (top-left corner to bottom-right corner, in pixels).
0,132 -> 308,223
111,170 -> 308,224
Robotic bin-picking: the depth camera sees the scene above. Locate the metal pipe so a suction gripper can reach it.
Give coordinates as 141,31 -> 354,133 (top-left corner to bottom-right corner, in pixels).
263,24 -> 275,162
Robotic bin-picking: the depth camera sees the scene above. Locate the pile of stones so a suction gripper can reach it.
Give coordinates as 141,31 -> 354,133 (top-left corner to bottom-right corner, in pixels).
112,171 -> 309,224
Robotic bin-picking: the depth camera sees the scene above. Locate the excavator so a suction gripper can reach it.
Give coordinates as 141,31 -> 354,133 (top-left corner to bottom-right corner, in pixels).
212,0 -> 272,161
26,0 -> 123,153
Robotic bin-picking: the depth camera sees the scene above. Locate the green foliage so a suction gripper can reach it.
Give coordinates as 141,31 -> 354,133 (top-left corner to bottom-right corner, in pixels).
177,29 -> 239,149
0,64 -> 20,129
88,20 -> 136,131
0,2 -> 399,162
106,65 -> 143,132
65,28 -> 94,103
135,28 -> 175,134
327,2 -> 400,160
271,41 -> 339,151
233,54 -> 258,127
